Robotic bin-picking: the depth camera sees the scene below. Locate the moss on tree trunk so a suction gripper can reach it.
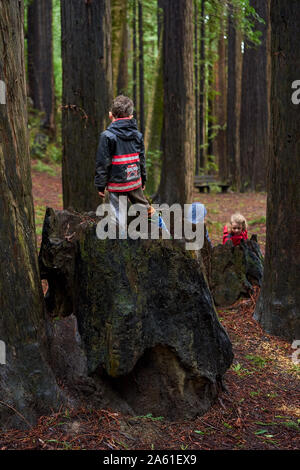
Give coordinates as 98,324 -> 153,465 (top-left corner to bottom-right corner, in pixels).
0,0 -> 62,430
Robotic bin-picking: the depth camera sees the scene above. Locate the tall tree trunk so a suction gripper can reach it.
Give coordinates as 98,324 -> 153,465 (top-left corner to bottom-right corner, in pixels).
240,0 -> 270,191
194,0 -> 200,175
254,0 -> 300,341
207,34 -> 214,165
157,0 -> 195,206
199,0 -> 205,170
144,0 -> 164,195
157,0 -> 164,43
215,7 -> 227,181
27,0 -> 55,134
138,0 -> 144,136
61,0 -> 112,212
112,0 -> 128,96
226,3 -> 242,189
144,28 -> 163,195
132,0 -> 137,119
0,0 -> 61,429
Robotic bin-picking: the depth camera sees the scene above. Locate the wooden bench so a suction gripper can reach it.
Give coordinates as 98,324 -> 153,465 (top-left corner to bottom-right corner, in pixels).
194,175 -> 230,193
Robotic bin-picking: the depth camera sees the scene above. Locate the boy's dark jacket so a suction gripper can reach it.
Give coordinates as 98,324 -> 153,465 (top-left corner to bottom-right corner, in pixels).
95,118 -> 147,192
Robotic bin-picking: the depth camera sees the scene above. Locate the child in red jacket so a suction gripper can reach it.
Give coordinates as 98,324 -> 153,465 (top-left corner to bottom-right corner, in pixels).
223,213 -> 248,247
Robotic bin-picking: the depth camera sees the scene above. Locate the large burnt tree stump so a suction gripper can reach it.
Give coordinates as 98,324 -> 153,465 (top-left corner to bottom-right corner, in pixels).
39,208 -> 233,420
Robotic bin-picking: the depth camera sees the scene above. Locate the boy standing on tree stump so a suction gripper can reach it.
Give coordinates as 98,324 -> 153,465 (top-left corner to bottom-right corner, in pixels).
95,95 -> 155,224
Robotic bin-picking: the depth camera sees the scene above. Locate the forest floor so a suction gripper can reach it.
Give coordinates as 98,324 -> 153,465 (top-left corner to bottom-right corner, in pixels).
1,162 -> 298,451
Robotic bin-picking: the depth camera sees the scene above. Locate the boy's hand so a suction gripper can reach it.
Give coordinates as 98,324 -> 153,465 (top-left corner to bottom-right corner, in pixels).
98,191 -> 105,198
142,184 -> 145,191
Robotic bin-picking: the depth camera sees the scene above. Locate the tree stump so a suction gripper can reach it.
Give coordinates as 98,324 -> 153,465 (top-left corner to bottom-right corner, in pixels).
39,208 -> 233,420
205,236 -> 264,307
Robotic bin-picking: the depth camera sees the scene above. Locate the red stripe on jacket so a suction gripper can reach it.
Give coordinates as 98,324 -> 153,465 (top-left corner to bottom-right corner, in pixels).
112,152 -> 139,159
107,178 -> 142,192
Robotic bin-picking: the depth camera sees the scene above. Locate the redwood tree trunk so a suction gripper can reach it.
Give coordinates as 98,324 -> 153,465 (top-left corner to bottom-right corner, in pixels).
226,3 -> 242,189
254,0 -> 300,341
138,0 -> 144,136
144,27 -> 163,195
215,9 -> 227,181
157,0 -> 195,206
207,34 -> 214,163
194,0 -> 200,174
157,0 -> 164,43
240,0 -> 270,191
112,0 -> 128,96
132,0 -> 137,119
61,0 -> 112,212
27,0 -> 55,133
199,0 -> 205,170
0,0 -> 61,429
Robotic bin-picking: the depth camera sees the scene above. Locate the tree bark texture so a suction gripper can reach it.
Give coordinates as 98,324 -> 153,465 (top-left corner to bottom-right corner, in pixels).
158,0 -> 195,206
27,0 -> 55,133
157,0 -> 164,43
112,0 -> 128,96
199,0 -> 205,170
194,0 -> 200,174
226,3 -> 242,188
138,0 -> 144,136
61,0 -> 112,212
144,33 -> 163,195
254,0 -> 300,341
207,34 -> 214,162
240,0 -> 270,191
132,0 -> 137,119
39,208 -> 234,420
215,9 -> 227,181
0,0 -> 61,429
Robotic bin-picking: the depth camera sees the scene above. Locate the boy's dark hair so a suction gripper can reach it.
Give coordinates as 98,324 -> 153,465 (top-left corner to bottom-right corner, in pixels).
111,95 -> 134,118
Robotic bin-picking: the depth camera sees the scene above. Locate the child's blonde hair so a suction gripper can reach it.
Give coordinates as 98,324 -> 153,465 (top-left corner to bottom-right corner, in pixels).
228,213 -> 248,231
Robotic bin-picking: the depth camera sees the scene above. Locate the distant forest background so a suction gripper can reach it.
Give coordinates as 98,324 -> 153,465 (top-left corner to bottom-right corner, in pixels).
24,0 -> 269,201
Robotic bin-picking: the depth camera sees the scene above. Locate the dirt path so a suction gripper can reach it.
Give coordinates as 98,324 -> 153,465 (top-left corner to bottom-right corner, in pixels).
31,160 -> 63,249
